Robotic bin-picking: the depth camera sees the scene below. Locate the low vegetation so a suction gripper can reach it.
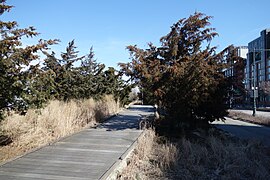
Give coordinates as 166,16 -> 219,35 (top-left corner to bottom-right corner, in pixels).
0,95 -> 119,163
229,110 -> 270,126
118,128 -> 270,179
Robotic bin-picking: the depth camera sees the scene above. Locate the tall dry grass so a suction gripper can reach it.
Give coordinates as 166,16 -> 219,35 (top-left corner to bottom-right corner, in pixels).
0,95 -> 119,163
118,128 -> 270,179
117,129 -> 178,179
173,134 -> 270,179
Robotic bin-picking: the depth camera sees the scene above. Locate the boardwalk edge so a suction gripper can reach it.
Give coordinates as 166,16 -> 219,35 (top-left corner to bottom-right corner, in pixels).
99,130 -> 145,180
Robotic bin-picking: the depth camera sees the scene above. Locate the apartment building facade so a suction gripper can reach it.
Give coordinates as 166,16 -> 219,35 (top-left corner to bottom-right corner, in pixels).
245,29 -> 270,105
224,46 -> 248,78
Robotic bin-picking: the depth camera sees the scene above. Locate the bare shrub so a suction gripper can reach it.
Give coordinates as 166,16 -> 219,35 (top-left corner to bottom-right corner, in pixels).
0,95 -> 119,163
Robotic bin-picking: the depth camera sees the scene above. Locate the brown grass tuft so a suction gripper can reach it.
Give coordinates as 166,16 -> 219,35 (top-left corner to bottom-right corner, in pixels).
0,95 -> 119,163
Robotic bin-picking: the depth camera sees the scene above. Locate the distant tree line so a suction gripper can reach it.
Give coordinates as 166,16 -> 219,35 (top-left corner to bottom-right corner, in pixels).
0,1 -> 132,119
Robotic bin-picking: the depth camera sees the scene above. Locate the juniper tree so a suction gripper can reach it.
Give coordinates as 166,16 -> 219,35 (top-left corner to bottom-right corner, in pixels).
78,47 -> 105,99
41,40 -> 84,101
0,1 -> 57,117
120,12 -> 228,130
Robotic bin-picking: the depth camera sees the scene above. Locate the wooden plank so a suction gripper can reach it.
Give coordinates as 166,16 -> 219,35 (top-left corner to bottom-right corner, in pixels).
0,105 -> 154,179
0,175 -> 45,180
56,141 -> 130,148
4,159 -> 105,167
0,171 -> 90,180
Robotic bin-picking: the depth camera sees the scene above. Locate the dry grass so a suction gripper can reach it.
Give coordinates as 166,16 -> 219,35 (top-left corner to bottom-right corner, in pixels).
0,95 -> 119,163
117,129 -> 178,179
229,110 -> 270,126
173,133 -> 270,179
118,128 -> 270,179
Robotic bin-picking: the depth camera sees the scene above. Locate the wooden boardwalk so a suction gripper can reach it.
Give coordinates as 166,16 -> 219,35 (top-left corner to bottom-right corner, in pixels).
0,105 -> 154,180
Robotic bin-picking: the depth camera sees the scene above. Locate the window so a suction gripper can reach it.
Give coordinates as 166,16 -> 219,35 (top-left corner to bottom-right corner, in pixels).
255,51 -> 261,61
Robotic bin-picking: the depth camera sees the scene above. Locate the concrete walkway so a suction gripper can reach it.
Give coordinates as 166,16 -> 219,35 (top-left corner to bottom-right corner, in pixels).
213,117 -> 270,146
0,105 -> 154,180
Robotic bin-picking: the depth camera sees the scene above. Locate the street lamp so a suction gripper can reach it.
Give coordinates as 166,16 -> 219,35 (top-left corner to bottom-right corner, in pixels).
252,48 -> 256,116
251,48 -> 270,116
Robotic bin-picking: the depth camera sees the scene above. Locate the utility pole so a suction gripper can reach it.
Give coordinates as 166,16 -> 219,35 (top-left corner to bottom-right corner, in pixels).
230,54 -> 233,109
252,48 -> 256,116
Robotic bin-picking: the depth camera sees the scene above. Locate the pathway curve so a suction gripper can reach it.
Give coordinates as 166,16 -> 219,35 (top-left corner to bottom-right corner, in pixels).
0,105 -> 154,180
213,117 -> 270,146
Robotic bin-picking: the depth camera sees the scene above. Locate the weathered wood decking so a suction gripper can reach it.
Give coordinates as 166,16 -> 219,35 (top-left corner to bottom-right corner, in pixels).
0,105 -> 154,180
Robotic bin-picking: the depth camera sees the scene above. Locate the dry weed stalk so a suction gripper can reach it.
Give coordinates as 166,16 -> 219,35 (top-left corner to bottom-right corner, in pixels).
0,95 -> 119,163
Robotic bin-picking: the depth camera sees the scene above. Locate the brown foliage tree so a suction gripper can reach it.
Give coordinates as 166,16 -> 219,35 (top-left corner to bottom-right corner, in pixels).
120,12 -> 228,130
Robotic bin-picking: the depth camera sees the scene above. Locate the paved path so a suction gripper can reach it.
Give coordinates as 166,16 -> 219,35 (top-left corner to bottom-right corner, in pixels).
0,105 -> 154,180
213,117 -> 270,146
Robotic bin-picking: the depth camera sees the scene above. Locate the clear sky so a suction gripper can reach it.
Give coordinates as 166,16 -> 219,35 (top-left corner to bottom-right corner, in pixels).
2,0 -> 270,68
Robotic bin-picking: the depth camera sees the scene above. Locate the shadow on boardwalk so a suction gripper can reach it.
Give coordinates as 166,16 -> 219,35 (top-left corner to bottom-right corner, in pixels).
0,105 -> 154,180
98,105 -> 154,131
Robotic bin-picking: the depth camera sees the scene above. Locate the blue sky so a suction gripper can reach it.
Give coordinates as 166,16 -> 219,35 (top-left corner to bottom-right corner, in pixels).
2,0 -> 270,68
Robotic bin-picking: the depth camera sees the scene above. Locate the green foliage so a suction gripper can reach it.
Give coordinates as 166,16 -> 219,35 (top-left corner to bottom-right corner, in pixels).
38,41 -> 132,104
77,47 -> 105,99
0,1 -> 132,118
0,1 -> 57,118
120,12 -> 229,129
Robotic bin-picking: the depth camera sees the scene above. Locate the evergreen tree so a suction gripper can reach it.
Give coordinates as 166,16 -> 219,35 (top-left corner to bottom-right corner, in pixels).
78,47 -> 105,99
0,1 -> 57,118
59,40 -> 84,101
120,12 -> 228,130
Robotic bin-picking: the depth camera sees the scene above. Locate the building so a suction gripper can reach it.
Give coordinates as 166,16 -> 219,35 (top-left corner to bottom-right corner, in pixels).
224,46 -> 248,78
245,29 -> 270,105
223,46 -> 248,107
